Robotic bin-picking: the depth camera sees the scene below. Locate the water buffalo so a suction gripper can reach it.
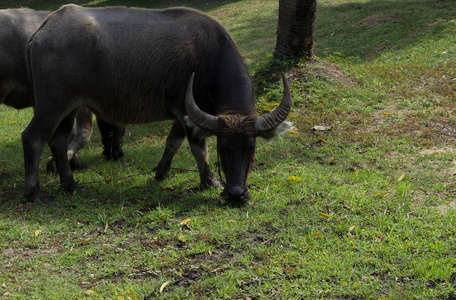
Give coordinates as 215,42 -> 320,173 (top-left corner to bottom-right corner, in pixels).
23,4 -> 292,203
0,8 -> 123,172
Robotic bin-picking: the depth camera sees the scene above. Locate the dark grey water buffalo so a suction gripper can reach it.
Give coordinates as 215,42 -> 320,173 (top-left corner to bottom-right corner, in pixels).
0,8 -> 124,172
24,4 -> 292,203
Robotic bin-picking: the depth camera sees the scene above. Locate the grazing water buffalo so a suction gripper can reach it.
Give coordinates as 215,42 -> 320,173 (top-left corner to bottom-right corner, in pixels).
0,8 -> 123,171
24,4 -> 292,203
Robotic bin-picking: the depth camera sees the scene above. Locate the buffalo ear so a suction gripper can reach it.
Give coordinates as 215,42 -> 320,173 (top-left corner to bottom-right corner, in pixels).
257,120 -> 293,140
184,115 -> 216,141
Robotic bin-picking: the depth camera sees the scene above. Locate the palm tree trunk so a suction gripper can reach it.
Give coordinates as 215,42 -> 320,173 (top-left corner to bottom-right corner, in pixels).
274,0 -> 318,60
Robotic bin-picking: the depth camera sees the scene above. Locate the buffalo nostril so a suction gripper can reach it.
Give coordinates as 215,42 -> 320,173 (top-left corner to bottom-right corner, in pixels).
228,186 -> 244,199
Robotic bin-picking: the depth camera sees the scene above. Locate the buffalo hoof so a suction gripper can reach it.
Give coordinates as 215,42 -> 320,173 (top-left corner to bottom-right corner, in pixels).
25,191 -> 55,204
153,165 -> 169,181
46,159 -> 58,174
69,154 -> 89,170
61,181 -> 84,195
154,172 -> 166,182
187,178 -> 223,194
46,156 -> 88,174
103,148 -> 124,161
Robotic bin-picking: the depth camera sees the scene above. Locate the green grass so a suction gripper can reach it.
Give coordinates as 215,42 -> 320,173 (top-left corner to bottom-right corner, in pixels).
2,0 -> 456,299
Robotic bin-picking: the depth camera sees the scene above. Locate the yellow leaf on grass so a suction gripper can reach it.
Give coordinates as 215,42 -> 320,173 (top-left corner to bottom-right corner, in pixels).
8,120 -> 20,124
374,192 -> 388,198
349,226 -> 356,232
180,218 -> 191,225
312,232 -> 323,237
288,176 -> 303,182
288,130 -> 299,134
382,112 -> 391,115
85,290 -> 95,296
126,290 -> 138,300
397,173 -> 405,182
262,151 -> 271,156
118,297 -> 125,300
34,230 -> 42,237
319,138 -> 327,143
159,281 -> 171,293
319,212 -> 331,218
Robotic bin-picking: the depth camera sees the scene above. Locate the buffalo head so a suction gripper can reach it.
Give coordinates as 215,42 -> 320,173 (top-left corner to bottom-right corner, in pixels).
184,73 -> 292,203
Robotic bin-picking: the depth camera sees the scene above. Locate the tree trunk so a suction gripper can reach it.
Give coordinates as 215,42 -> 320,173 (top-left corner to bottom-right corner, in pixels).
274,0 -> 318,60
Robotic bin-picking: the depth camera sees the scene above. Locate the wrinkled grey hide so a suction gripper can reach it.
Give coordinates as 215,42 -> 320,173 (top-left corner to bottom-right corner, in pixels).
0,8 -> 123,172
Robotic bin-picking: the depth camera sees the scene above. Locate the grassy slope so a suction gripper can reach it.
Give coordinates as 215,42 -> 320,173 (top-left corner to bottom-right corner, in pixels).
1,0 -> 456,299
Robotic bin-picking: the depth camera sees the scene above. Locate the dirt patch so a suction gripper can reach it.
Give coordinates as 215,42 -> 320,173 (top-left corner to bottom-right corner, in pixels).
418,147 -> 456,156
286,59 -> 358,87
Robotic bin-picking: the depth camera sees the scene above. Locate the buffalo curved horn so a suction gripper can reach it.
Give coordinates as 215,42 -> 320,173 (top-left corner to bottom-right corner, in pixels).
185,73 -> 218,132
255,72 -> 292,132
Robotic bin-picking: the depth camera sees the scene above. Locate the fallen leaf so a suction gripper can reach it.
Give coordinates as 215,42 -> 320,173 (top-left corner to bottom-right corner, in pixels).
318,212 -> 331,218
288,176 -> 303,182
179,218 -> 191,225
84,290 -> 95,296
8,120 -> 20,124
313,125 -> 332,131
288,130 -> 299,134
3,292 -> 12,296
374,192 -> 388,198
382,112 -> 391,115
397,173 -> 405,182
312,232 -> 323,237
319,138 -> 327,143
349,226 -> 356,232
126,290 -> 138,300
211,267 -> 224,273
262,151 -> 271,155
159,281 -> 171,293
34,230 -> 42,237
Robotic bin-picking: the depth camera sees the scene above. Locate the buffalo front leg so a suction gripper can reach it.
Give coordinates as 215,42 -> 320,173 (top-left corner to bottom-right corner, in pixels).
154,120 -> 186,181
186,131 -> 220,189
68,107 -> 93,169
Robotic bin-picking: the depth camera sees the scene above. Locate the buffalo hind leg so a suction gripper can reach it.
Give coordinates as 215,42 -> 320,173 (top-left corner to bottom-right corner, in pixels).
97,117 -> 124,161
22,113 -> 64,202
154,120 -> 186,181
47,107 -> 93,173
49,111 -> 84,194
